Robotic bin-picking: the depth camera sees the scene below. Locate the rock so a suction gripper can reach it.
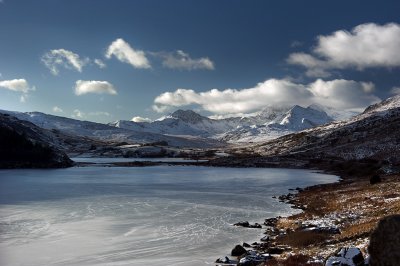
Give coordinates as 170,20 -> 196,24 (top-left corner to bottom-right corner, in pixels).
264,217 -> 278,227
260,235 -> 270,242
231,245 -> 247,256
215,256 -> 232,264
234,221 -> 262,228
234,221 -> 250,227
369,215 -> 400,266
251,223 -> 262,228
370,174 -> 382,185
325,247 -> 364,266
238,253 -> 269,266
243,242 -> 251,248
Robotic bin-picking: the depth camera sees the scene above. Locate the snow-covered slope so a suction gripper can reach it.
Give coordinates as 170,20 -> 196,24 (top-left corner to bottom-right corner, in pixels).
220,105 -> 334,142
0,110 -> 222,148
111,105 -> 341,143
246,94 -> 400,161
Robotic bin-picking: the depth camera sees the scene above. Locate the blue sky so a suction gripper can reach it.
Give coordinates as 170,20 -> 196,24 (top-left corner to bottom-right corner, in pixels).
0,0 -> 399,122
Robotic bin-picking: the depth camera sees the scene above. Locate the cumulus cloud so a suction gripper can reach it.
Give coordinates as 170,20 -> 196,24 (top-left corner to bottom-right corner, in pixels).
53,106 -> 63,113
131,116 -> 152,123
153,78 -> 381,114
42,49 -> 89,75
105,38 -> 150,69
158,50 -> 215,70
94,59 -> 106,69
0,78 -> 35,102
74,80 -> 117,96
0,79 -> 32,93
287,23 -> 400,77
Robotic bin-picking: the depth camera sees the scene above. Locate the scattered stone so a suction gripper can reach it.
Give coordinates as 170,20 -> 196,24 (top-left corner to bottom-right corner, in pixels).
264,217 -> 278,227
325,247 -> 364,266
260,235 -> 270,242
234,221 -> 262,228
215,256 -> 231,264
231,244 -> 247,256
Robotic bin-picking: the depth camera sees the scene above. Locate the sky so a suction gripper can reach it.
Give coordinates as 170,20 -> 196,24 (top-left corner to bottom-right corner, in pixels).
0,0 -> 399,123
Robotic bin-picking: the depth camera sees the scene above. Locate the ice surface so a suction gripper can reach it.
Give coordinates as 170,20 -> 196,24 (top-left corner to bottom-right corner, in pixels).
0,166 -> 337,265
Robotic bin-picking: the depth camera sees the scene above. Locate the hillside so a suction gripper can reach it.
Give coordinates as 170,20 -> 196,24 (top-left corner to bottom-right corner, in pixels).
0,114 -> 72,168
231,95 -> 400,164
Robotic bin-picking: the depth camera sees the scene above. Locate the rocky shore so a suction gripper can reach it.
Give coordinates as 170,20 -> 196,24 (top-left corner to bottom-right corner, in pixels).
212,156 -> 400,265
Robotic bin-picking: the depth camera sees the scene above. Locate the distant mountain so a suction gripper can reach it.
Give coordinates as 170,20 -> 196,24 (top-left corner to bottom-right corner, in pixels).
244,95 -> 400,162
0,113 -> 72,168
111,105 -> 344,143
0,110 -> 223,149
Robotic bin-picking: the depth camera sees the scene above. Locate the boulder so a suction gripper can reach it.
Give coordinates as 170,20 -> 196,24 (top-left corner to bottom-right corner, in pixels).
238,252 -> 270,266
231,245 -> 247,256
369,215 -> 400,266
325,247 -> 364,266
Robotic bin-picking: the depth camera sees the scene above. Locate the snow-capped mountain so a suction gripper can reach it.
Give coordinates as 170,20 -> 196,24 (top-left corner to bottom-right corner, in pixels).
0,110 -> 223,148
220,105 -> 334,142
246,94 -> 400,161
111,105 -> 341,142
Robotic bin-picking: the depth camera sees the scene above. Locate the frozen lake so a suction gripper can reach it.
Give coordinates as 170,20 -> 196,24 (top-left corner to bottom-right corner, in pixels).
0,165 -> 337,265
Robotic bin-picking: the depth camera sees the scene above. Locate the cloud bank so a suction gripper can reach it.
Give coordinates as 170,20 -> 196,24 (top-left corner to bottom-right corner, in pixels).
287,23 -> 400,77
159,50 -> 214,70
74,80 -> 117,95
42,49 -> 89,75
153,78 -> 381,114
105,38 -> 151,69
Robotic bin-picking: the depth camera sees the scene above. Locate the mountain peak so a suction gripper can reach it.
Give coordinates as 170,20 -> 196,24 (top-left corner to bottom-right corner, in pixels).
170,110 -> 208,123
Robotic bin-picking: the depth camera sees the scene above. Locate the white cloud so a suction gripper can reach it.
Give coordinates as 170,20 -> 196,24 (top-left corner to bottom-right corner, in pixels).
159,50 -> 215,70
94,59 -> 106,69
153,78 -> 381,114
42,49 -> 89,75
0,79 -> 32,93
391,87 -> 400,95
53,106 -> 63,113
105,38 -> 150,69
287,23 -> 400,77
131,116 -> 152,123
0,78 -> 35,103
74,80 -> 117,96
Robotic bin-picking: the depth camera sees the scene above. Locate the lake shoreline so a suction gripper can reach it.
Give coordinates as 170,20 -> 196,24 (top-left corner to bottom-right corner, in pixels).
99,155 -> 399,265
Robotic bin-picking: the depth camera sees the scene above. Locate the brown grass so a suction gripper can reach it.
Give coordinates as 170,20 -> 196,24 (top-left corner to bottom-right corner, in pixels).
275,174 -> 400,257
276,231 -> 329,248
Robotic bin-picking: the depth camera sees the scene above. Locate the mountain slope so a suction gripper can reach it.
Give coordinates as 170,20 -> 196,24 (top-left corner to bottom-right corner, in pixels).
0,114 -> 72,168
244,95 -> 400,162
0,110 -> 223,148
